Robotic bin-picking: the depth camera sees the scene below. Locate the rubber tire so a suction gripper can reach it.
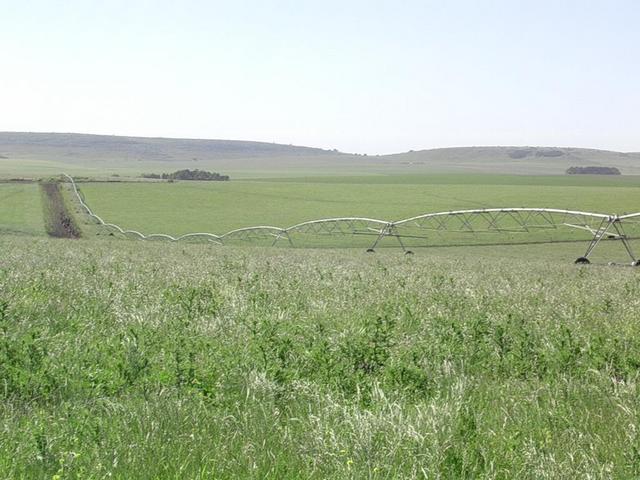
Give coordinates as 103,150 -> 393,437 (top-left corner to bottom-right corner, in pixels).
574,257 -> 591,265
366,248 -> 375,253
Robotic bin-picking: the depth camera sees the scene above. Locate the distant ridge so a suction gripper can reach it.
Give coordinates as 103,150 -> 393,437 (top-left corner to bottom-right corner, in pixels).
383,145 -> 640,174
0,132 -> 339,161
1,132 -> 639,175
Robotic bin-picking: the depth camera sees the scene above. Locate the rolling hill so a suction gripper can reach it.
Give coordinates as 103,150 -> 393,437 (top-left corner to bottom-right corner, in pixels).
1,132 -> 639,177
384,146 -> 640,175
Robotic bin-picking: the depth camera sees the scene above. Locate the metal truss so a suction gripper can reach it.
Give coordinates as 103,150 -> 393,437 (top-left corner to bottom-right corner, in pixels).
63,174 -> 640,265
288,217 -> 388,236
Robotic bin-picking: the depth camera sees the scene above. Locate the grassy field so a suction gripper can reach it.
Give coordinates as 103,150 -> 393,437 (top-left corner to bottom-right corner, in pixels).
74,175 -> 640,237
1,236 -> 640,478
6,172 -> 639,253
2,170 -> 640,477
0,183 -> 44,236
258,173 -> 640,187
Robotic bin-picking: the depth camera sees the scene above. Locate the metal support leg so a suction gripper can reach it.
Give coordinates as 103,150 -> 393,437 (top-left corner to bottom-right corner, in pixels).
285,231 -> 294,247
575,218 -> 614,264
389,225 -> 413,254
367,224 -> 392,252
612,221 -> 637,264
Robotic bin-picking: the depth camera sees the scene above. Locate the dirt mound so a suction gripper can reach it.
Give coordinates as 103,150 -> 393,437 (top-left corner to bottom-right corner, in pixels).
40,181 -> 81,238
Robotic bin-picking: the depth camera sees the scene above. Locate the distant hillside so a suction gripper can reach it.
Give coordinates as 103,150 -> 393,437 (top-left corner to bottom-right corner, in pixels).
0,132 -> 339,161
1,132 -> 639,177
382,146 -> 640,175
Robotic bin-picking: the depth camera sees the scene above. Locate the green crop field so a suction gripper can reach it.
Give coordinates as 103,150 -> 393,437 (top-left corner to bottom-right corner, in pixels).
2,236 -> 640,478
75,174 -> 640,237
258,173 -> 640,187
0,183 -> 44,236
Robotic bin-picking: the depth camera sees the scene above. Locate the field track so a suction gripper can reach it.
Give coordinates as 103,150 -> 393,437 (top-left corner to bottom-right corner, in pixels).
40,181 -> 81,238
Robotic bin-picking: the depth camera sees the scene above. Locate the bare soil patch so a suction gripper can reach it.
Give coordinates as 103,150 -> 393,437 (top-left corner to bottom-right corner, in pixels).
40,181 -> 81,238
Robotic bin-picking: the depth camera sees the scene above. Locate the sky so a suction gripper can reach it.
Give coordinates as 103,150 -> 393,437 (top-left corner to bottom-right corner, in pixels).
1,0 -> 639,154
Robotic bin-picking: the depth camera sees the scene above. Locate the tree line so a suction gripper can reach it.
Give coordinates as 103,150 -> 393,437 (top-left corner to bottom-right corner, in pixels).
141,169 -> 230,181
566,166 -> 621,175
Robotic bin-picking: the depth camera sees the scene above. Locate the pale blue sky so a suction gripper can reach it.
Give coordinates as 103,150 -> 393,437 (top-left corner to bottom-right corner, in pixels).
2,0 -> 639,153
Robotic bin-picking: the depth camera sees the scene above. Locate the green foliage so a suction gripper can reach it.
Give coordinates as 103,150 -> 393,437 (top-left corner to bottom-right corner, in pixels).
141,169 -> 230,181
1,236 -> 640,477
567,166 -> 621,175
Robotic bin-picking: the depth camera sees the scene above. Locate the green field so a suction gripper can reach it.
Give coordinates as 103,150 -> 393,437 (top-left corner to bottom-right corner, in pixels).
76,175 -> 640,237
2,166 -> 640,477
6,173 -> 639,255
258,173 -> 640,187
0,183 -> 44,235
2,236 -> 640,478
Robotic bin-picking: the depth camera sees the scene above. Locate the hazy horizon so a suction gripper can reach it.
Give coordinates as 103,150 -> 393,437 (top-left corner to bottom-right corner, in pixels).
2,0 -> 639,154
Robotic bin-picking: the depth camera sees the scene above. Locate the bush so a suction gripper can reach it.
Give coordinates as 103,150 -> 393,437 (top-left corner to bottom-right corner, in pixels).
566,166 -> 621,175
141,169 -> 230,181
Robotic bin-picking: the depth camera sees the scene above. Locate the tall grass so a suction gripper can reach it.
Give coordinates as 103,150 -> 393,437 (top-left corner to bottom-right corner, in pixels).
1,236 -> 639,478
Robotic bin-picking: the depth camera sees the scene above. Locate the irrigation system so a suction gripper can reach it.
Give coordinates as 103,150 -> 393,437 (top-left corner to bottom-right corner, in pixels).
63,174 -> 640,265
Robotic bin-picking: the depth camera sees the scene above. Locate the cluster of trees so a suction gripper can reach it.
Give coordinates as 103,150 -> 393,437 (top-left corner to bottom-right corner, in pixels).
508,148 -> 565,159
141,169 -> 230,181
566,166 -> 621,175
